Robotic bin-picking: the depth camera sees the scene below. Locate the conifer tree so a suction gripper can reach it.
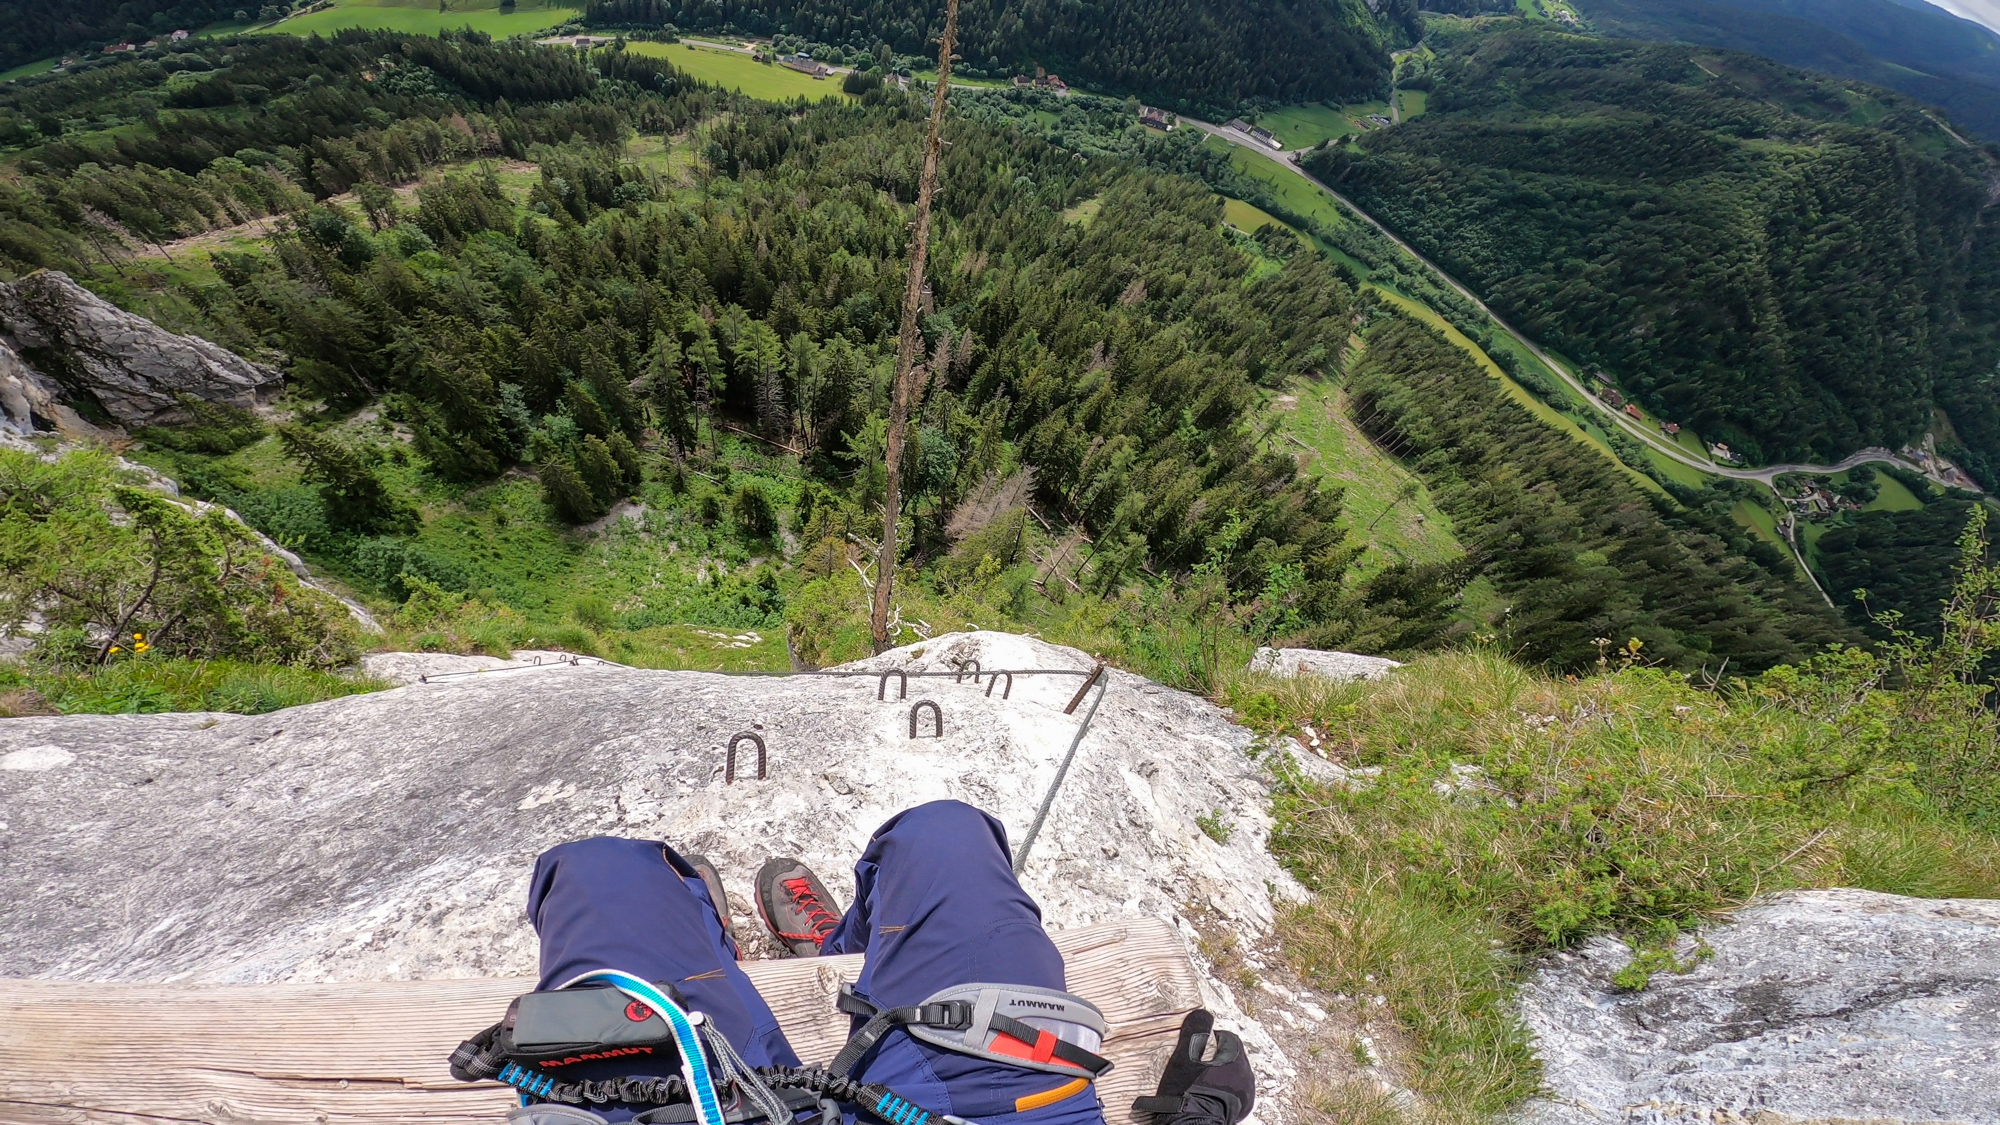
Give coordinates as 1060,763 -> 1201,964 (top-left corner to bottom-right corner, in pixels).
576,435 -> 625,507
565,382 -> 613,439
539,455 -> 602,524
643,331 -> 694,457
606,432 -> 644,491
277,424 -> 414,535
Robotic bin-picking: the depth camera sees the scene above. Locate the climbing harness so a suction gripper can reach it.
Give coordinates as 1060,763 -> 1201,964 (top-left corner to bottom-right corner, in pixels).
451,978 -> 1113,1124
832,984 -> 1111,1082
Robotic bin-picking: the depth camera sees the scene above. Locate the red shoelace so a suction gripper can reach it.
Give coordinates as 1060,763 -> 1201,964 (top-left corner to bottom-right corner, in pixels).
781,876 -> 841,946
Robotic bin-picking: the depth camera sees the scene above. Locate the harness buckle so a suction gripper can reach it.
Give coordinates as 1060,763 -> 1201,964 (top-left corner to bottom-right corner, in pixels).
919,1000 -> 974,1030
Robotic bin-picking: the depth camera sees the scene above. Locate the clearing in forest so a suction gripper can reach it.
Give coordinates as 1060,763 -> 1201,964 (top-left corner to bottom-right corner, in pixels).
625,41 -> 858,102
261,0 -> 579,39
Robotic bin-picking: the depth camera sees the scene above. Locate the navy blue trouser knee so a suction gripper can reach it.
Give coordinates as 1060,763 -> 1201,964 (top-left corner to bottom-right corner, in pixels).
527,801 -> 1105,1125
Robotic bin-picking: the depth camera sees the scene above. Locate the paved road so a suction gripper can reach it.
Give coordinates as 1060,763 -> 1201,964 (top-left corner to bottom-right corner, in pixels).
1183,116 -> 1963,495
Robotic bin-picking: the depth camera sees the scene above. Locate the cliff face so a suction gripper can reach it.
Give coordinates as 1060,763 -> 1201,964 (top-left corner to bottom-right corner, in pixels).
0,270 -> 280,434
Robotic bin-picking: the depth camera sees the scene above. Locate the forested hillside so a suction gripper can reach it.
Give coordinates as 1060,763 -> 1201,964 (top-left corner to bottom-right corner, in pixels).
1572,0 -> 2000,142
0,0 -> 243,71
0,30 -> 1857,680
1350,315 -> 1847,668
1304,25 -> 2000,485
583,0 -> 1401,110
0,32 -> 707,271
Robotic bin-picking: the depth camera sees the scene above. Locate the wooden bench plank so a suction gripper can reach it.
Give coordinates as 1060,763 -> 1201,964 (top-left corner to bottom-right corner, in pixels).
0,919 -> 1197,1125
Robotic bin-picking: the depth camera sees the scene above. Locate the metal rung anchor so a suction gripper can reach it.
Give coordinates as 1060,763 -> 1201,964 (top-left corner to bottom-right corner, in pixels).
877,669 -> 908,700
726,732 -> 767,783
908,700 -> 943,739
954,659 -> 981,684
984,671 -> 1012,699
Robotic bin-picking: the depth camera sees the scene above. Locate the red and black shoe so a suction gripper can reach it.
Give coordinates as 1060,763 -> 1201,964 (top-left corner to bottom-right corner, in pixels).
754,857 -> 844,957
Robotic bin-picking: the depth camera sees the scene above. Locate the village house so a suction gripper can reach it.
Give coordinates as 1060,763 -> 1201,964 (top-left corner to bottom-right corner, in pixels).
171,29 -> 190,40
1248,125 -> 1283,150
1601,388 -> 1624,407
1624,404 -> 1644,420
1013,67 -> 1067,93
780,53 -> 830,77
1710,443 -> 1742,464
1661,422 -> 1680,435
1139,105 -> 1173,130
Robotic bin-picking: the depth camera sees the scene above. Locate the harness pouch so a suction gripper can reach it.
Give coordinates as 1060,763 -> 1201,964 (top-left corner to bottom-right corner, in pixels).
502,986 -> 685,1070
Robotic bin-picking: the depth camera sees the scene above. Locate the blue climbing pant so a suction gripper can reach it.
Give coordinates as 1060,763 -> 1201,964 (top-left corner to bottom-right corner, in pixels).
527,800 -> 1108,1125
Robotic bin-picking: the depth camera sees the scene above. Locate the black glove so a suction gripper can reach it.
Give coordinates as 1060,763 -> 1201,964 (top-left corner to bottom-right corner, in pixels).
1132,1010 -> 1255,1125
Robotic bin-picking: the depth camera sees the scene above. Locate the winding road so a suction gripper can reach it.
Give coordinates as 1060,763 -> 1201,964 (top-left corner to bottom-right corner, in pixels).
1185,117 -> 1967,494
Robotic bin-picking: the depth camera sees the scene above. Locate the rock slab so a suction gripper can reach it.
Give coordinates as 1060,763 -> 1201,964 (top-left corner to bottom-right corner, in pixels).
0,270 -> 279,429
0,631 -> 1311,1121
1248,646 -> 1401,681
1520,889 -> 2000,1125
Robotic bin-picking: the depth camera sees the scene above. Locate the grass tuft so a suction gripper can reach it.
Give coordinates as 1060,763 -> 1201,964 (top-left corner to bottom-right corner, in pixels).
2,658 -> 387,715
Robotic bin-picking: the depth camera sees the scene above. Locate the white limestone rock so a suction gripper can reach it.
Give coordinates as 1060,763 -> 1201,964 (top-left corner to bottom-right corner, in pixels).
1247,647 -> 1402,681
0,269 -> 280,429
0,631 -> 1310,1118
1520,889 -> 2000,1125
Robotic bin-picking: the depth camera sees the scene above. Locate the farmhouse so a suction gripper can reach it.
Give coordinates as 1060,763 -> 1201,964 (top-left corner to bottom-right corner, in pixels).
1661,422 -> 1680,435
1248,125 -> 1283,149
1624,404 -> 1644,420
1015,69 -> 1069,93
781,54 -> 831,77
1139,105 -> 1173,130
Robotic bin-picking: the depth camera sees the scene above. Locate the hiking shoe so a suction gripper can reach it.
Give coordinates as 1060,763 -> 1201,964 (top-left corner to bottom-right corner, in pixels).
755,857 -> 844,956
683,852 -> 732,936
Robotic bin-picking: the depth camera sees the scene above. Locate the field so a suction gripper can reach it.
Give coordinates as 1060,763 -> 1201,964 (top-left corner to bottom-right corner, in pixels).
1396,88 -> 1428,119
1219,196 -> 1292,234
1254,101 -> 1394,149
624,42 -> 856,102
1862,465 -> 1928,511
1273,378 -> 1461,572
0,58 -> 59,83
1254,104 -> 1356,149
1732,497 -> 1785,547
1214,140 -> 1348,228
260,0 -> 578,39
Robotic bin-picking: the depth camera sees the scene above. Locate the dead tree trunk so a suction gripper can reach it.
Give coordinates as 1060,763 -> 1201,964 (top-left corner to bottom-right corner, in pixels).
870,0 -> 960,653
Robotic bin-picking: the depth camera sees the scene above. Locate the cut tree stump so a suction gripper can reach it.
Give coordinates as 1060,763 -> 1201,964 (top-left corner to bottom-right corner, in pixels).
0,918 -> 1199,1124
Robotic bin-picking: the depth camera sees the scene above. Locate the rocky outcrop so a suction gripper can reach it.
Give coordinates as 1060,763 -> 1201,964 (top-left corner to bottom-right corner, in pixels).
1521,889 -> 2000,1125
0,270 -> 279,430
0,632 -> 1329,1122
1248,646 -> 1402,681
